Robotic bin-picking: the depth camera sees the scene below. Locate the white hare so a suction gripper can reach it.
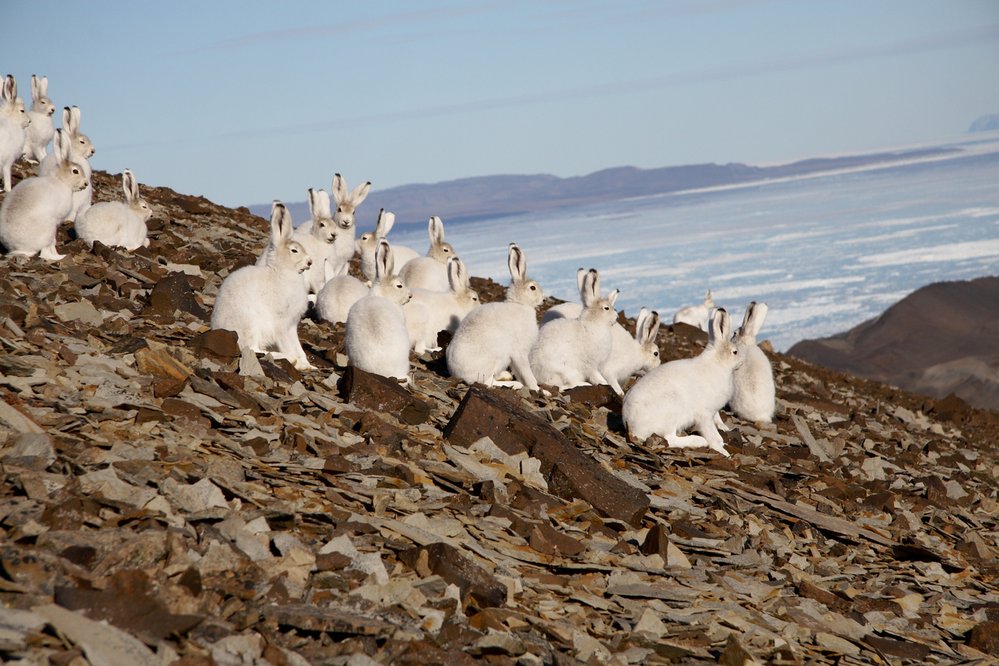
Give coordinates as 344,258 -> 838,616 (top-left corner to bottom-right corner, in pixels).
0,75 -> 30,193
673,289 -> 715,331
315,259 -> 369,325
403,256 -> 480,353
542,270 -> 662,388
447,243 -> 544,391
399,216 -> 455,292
74,169 -> 152,250
530,269 -> 623,395
0,130 -> 87,260
356,209 -> 419,282
40,106 -> 94,221
729,301 -> 776,423
22,75 -> 55,163
211,202 -> 314,370
259,188 -> 337,297
298,174 -> 370,276
345,239 -> 412,381
622,309 -> 743,456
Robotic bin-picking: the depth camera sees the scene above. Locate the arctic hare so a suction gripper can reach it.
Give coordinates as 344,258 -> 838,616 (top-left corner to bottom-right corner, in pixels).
729,301 -> 776,423
399,216 -> 455,292
673,289 -> 715,331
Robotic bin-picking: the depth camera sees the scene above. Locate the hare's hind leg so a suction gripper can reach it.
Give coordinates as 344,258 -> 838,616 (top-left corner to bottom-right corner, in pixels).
39,243 -> 66,261
713,411 -> 730,432
509,352 -> 540,392
694,414 -> 730,456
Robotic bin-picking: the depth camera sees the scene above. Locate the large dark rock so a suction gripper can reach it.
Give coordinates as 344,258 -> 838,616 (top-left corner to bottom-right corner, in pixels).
444,386 -> 650,526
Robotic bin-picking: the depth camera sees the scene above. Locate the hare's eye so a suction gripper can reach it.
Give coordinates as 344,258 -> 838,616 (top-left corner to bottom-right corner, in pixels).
78,138 -> 84,144
529,285 -> 537,291
653,351 -> 659,357
396,284 -> 403,289
71,168 -> 80,174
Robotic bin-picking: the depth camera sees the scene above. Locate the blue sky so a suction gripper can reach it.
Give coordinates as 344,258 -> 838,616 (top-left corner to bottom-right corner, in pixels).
3,1 -> 998,209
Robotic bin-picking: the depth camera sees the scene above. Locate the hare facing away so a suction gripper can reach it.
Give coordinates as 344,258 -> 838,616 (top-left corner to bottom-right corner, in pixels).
673,288 -> 715,331
729,301 -> 776,424
399,216 -> 456,292
345,239 -> 412,381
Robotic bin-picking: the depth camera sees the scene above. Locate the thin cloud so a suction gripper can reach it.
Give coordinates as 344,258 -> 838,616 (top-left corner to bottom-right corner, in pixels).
194,4 -> 503,52
204,23 -> 999,142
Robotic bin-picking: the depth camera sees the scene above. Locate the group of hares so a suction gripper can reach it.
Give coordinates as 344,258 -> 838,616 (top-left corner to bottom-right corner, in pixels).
0,73 -> 776,457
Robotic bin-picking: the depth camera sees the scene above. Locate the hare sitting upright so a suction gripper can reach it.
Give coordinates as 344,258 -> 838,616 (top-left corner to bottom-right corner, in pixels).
0,74 -> 30,193
729,301 -> 776,424
211,202 -> 314,370
40,106 -> 95,221
356,209 -> 419,283
345,239 -> 412,381
0,130 -> 87,260
22,74 -> 55,163
673,289 -> 715,331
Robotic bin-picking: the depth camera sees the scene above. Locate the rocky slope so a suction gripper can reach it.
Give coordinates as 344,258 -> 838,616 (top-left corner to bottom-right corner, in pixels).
788,277 -> 999,413
1,164 -> 998,665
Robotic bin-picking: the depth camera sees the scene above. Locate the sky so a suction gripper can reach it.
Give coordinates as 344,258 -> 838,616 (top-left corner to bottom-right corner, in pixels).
3,1 -> 998,209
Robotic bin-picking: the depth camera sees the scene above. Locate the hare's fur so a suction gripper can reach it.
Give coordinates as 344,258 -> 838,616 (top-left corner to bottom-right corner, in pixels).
673,289 -> 715,331
0,130 -> 87,260
0,75 -> 30,193
211,202 -> 313,370
399,216 -> 455,292
22,75 -> 55,162
403,256 -> 480,353
357,209 -> 420,282
345,239 -> 412,381
729,302 -> 776,423
447,244 -> 543,391
622,309 -> 742,456
40,106 -> 94,221
75,169 -> 151,250
530,269 -> 622,395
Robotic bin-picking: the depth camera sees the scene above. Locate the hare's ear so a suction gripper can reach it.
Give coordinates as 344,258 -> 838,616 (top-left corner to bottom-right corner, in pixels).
705,289 -> 714,306
743,301 -> 768,338
580,269 -> 600,307
709,308 -> 730,343
30,75 -> 39,102
375,238 -> 394,279
122,170 -> 137,202
574,268 -> 586,292
322,258 -> 336,283
313,189 -> 331,217
375,209 -> 395,237
428,216 -> 445,245
508,243 -> 526,282
643,311 -> 662,343
331,173 -> 347,205
447,256 -> 466,292
349,181 -> 371,205
38,76 -> 48,97
270,201 -> 292,246
3,75 -> 16,102
307,188 -> 320,219
66,106 -> 80,135
635,307 -> 649,334
52,129 -> 69,163
607,289 -> 620,308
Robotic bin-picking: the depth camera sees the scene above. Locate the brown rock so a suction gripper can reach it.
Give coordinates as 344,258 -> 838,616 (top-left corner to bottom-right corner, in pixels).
191,328 -> 240,361
863,635 -> 931,660
145,272 -> 208,320
444,386 -> 649,526
968,621 -> 999,656
339,366 -> 431,425
640,523 -> 670,557
399,542 -> 506,609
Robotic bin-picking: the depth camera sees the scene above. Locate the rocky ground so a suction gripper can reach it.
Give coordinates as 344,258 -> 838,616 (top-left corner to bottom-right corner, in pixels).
1,165 -> 998,665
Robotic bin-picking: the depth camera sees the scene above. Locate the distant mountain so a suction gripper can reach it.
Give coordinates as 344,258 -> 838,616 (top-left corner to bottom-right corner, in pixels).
969,114 -> 999,133
788,276 -> 999,412
249,146 -> 956,227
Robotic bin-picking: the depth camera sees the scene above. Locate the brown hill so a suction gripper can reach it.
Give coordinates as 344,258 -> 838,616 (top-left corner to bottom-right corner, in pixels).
789,277 -> 999,412
1,163 -> 998,663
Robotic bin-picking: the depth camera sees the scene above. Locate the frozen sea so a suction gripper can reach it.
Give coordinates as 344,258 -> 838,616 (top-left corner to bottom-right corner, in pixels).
391,139 -> 999,351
